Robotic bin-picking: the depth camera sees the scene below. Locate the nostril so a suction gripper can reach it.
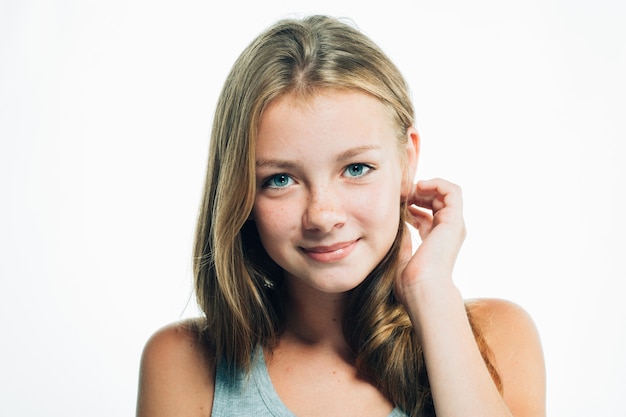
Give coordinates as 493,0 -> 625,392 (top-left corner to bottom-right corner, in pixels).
303,205 -> 346,233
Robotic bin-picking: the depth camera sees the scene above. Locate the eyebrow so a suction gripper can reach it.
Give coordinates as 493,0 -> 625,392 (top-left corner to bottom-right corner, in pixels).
255,145 -> 381,169
336,144 -> 381,161
255,159 -> 299,169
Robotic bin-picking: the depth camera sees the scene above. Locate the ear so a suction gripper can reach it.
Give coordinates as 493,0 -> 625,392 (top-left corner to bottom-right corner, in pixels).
401,127 -> 420,199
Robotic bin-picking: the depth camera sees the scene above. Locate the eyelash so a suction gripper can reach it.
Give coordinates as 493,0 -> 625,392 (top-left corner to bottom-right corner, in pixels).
261,163 -> 375,189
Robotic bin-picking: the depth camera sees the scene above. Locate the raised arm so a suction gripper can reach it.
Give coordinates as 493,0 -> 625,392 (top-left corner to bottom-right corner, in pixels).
395,179 -> 546,417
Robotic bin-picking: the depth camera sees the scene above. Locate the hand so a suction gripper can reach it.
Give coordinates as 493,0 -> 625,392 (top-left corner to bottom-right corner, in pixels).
395,178 -> 466,306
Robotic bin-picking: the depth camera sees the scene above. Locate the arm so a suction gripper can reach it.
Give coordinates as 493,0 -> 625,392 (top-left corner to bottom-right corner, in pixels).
395,179 -> 545,417
136,320 -> 214,417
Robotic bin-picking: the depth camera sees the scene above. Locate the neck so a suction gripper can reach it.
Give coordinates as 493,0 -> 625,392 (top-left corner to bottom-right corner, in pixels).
282,279 -> 352,356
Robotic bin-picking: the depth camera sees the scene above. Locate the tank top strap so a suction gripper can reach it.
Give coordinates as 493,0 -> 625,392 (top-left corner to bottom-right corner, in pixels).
211,348 -> 295,416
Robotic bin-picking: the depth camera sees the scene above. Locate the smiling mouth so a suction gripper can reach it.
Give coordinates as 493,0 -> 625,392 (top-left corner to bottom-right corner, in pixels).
300,240 -> 359,262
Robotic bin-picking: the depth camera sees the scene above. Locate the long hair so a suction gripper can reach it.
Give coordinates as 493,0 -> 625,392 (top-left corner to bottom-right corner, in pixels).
193,15 -> 500,416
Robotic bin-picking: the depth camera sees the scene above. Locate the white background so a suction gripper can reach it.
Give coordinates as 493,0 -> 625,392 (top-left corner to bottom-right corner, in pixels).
1,0 -> 624,415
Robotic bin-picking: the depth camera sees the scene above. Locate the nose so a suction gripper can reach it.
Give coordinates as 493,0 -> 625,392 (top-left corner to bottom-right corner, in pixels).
302,185 -> 346,233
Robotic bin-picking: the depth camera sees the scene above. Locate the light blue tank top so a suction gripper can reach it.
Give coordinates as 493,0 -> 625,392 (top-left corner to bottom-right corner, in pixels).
211,348 -> 408,416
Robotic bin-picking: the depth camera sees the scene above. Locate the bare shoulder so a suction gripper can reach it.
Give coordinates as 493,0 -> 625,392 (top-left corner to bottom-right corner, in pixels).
137,318 -> 214,417
466,298 -> 546,417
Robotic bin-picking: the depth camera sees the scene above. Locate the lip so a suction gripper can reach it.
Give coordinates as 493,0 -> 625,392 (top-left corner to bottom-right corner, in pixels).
300,239 -> 359,263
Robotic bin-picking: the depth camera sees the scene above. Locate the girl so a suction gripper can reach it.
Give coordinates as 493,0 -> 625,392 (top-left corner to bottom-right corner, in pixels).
137,15 -> 545,417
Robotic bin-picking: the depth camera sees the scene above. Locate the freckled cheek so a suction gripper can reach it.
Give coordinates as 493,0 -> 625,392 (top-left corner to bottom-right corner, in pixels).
252,200 -> 301,237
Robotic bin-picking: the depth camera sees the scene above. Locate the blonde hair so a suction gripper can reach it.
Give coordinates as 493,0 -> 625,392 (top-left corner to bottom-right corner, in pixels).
193,15 -> 499,416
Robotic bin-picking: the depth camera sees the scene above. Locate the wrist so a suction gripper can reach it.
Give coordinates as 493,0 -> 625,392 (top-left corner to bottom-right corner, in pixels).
401,279 -> 465,339
401,278 -> 461,308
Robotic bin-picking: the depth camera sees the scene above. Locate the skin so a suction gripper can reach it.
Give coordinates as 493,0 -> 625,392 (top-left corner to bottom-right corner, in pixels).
136,90 -> 546,417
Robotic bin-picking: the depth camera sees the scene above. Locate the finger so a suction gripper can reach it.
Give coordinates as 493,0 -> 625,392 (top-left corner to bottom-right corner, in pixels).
406,205 -> 433,240
408,178 -> 463,212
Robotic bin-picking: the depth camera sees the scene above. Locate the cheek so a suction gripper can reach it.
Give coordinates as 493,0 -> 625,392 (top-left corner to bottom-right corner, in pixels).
349,183 -> 402,228
252,199 -> 297,243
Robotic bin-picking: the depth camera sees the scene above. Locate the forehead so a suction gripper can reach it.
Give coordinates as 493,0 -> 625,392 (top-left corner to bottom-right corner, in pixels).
256,89 -> 396,150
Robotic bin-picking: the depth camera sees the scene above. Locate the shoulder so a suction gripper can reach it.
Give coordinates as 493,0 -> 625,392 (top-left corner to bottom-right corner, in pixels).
465,297 -> 537,335
466,298 -> 546,417
137,319 -> 215,417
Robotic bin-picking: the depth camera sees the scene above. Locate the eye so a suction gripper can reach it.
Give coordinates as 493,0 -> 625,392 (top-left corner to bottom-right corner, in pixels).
343,163 -> 372,178
263,174 -> 294,189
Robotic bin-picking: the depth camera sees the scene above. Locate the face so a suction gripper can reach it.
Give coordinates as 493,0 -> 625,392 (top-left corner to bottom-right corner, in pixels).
253,89 -> 415,295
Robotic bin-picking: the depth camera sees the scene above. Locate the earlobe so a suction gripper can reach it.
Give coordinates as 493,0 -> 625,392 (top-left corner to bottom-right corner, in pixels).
401,127 -> 420,198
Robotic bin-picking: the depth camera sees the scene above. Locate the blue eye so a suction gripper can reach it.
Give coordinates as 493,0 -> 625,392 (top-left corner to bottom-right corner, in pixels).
344,163 -> 371,178
264,174 -> 294,188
